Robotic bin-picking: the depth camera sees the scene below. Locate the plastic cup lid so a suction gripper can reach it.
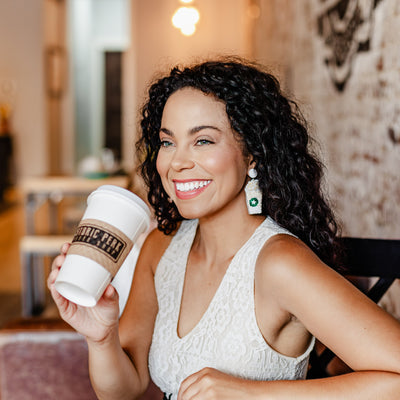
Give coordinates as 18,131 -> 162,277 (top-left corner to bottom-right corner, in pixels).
90,185 -> 151,219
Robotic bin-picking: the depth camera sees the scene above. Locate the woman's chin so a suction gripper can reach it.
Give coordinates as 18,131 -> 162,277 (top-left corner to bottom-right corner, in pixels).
175,204 -> 209,221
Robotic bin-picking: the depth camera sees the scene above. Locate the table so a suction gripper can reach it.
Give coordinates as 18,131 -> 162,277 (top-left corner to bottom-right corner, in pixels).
19,175 -> 129,316
21,175 -> 129,234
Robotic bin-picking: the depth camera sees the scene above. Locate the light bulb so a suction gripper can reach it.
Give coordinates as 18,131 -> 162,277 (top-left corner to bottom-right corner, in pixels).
172,6 -> 200,36
180,24 -> 196,36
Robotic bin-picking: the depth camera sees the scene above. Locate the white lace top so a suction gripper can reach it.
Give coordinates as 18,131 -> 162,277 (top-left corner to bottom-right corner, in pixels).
148,218 -> 315,399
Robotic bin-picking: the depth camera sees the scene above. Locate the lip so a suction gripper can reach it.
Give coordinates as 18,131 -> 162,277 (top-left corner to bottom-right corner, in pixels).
173,179 -> 212,200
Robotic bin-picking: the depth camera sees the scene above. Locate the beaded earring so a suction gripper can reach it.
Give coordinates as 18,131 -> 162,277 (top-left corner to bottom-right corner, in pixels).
244,168 -> 262,215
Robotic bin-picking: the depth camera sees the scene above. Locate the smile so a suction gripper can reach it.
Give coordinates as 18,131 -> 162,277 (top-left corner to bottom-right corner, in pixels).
173,180 -> 212,200
175,180 -> 211,192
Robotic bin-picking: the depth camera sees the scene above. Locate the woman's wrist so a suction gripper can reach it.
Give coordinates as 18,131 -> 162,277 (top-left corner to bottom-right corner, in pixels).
86,324 -> 120,350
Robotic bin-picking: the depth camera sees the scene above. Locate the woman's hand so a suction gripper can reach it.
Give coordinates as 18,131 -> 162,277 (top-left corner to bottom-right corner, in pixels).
47,242 -> 120,344
178,368 -> 258,400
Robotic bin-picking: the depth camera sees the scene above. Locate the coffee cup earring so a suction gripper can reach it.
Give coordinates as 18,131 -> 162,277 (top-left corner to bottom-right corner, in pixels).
245,168 -> 262,215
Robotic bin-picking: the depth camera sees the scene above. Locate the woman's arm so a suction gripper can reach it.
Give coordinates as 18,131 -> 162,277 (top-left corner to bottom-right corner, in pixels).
49,229 -> 168,400
178,367 -> 400,400
177,235 -> 400,399
88,228 -> 170,399
256,235 -> 400,399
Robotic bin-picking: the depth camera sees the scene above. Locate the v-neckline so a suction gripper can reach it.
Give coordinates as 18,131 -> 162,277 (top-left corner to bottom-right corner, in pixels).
175,218 -> 265,340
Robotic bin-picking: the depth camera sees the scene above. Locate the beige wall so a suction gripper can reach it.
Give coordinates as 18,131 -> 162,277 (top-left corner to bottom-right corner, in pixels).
133,0 -> 250,100
253,0 -> 400,239
1,0 -> 252,180
0,0 -> 47,178
123,0 -> 251,171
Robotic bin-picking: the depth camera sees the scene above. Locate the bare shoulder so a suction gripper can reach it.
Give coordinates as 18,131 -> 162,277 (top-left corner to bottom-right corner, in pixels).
256,233 -> 331,281
255,233 -> 343,313
256,233 -> 400,374
138,227 -> 174,274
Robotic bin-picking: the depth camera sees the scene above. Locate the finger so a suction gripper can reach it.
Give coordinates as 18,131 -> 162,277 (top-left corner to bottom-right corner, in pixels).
47,267 -> 60,287
48,281 -> 63,304
103,284 -> 118,300
47,267 -> 69,307
60,242 -> 71,255
48,276 -> 68,311
97,285 -> 120,312
178,383 -> 201,400
51,253 -> 66,271
178,384 -> 202,400
47,268 -> 65,303
47,274 -> 78,319
178,370 -> 203,400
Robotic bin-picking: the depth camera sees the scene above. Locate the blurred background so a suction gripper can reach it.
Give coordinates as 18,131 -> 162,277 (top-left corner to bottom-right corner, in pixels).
0,0 -> 399,326
0,1 -> 399,398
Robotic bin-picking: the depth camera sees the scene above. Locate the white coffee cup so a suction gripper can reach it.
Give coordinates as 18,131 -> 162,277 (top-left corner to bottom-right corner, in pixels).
54,185 -> 151,307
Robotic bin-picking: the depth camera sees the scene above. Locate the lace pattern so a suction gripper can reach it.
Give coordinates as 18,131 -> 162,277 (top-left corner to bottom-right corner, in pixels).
148,218 -> 315,399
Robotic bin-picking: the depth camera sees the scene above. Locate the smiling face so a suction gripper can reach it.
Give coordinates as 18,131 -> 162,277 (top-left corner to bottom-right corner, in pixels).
156,87 -> 250,221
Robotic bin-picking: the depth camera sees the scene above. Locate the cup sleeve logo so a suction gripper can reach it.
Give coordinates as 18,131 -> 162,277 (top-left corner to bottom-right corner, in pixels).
68,219 -> 134,276
73,224 -> 126,261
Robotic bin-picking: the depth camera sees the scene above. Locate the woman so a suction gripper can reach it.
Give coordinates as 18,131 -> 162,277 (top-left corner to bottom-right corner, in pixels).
48,58 -> 400,399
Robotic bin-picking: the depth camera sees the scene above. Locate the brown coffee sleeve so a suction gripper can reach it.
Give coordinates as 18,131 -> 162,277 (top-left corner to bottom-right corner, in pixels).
67,218 -> 134,277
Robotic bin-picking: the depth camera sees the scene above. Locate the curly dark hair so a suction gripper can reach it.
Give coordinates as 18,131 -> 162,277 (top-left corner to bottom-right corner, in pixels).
137,57 -> 343,270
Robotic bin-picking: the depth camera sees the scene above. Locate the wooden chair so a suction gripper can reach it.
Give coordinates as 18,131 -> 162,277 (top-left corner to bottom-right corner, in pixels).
307,237 -> 400,379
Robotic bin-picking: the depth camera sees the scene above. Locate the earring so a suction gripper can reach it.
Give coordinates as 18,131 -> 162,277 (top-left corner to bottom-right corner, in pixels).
245,168 -> 262,215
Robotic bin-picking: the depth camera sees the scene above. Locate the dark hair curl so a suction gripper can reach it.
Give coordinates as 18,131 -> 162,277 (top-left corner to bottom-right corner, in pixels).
137,57 -> 343,270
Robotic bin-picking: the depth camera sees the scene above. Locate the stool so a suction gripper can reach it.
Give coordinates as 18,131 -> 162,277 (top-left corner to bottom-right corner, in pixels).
20,235 -> 72,316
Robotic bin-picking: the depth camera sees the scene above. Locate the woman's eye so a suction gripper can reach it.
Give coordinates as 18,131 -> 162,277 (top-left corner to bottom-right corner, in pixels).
160,140 -> 174,148
196,139 -> 213,146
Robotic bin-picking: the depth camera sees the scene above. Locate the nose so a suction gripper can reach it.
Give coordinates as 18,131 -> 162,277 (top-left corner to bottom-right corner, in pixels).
170,146 -> 195,171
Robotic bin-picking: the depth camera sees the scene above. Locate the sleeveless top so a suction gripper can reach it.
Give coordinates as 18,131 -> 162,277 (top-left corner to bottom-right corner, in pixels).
148,218 -> 315,399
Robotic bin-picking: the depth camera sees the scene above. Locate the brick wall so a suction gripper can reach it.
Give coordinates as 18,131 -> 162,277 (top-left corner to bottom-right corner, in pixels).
253,0 -> 400,239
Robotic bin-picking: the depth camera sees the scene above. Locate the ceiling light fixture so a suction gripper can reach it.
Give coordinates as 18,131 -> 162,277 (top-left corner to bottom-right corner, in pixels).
172,4 -> 200,36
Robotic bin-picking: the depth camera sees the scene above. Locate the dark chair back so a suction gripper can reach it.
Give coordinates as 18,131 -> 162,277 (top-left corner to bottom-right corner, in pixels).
307,237 -> 400,379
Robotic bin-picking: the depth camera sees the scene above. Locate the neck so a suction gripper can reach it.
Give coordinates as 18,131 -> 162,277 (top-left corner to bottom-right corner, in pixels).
193,200 -> 265,266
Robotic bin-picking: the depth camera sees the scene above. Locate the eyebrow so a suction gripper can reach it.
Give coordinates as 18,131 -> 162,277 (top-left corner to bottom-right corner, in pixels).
160,125 -> 222,136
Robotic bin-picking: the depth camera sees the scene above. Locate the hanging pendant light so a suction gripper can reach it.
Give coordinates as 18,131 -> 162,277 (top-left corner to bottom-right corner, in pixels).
172,1 -> 200,36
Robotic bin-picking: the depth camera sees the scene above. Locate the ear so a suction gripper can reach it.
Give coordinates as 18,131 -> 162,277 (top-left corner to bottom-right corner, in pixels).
247,157 -> 256,172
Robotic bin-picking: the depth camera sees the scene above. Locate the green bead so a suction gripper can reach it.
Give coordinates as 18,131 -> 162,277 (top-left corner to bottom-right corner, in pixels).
249,198 -> 258,207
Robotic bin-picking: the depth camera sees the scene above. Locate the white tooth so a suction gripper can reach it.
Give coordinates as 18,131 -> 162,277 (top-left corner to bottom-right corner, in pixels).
176,180 -> 211,192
